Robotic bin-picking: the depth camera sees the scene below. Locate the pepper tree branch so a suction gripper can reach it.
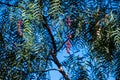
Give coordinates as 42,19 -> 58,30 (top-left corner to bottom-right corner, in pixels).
43,16 -> 70,80
39,68 -> 58,76
57,38 -> 69,52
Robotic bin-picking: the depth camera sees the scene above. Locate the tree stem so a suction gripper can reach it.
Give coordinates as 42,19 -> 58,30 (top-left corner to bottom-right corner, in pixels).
43,16 -> 70,80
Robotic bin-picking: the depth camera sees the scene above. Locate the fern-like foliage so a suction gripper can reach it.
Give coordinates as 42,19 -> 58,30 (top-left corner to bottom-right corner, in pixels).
0,1 -> 49,79
110,28 -> 120,51
1,0 -> 120,80
86,9 -> 119,61
109,14 -> 120,79
108,12 -> 120,51
33,0 -> 43,22
49,0 -> 62,19
21,0 -> 43,48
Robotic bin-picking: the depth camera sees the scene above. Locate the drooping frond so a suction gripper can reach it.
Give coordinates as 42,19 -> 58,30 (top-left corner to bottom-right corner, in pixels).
33,0 -> 43,21
49,0 -> 62,19
110,28 -> 120,50
108,13 -> 120,51
85,8 -> 120,61
21,0 -> 42,47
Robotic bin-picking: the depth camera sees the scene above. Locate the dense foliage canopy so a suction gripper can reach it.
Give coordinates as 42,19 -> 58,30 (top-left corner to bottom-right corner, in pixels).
0,0 -> 120,80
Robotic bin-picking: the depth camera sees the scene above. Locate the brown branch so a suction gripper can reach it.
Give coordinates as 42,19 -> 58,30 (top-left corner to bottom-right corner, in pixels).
39,68 -> 58,76
57,38 -> 69,52
42,68 -> 58,73
43,16 -> 70,80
